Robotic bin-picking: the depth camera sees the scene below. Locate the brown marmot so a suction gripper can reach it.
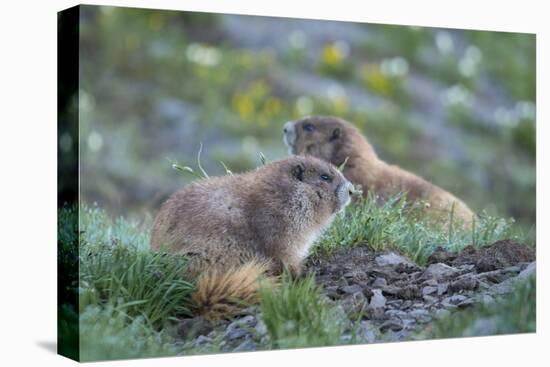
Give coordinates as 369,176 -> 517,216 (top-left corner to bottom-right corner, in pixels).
283,116 -> 474,226
151,155 -> 353,316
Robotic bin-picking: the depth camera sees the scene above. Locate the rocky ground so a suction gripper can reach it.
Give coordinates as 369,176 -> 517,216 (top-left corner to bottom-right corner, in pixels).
175,240 -> 535,353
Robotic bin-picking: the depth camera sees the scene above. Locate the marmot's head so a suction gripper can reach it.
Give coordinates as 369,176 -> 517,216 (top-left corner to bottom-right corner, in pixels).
278,155 -> 353,213
283,116 -> 360,167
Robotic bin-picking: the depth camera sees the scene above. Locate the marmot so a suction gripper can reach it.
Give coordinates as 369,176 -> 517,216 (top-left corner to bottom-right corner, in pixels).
151,155 -> 353,316
283,116 -> 474,226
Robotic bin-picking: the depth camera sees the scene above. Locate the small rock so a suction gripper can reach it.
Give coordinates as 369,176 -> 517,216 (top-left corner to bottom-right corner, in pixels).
369,289 -> 387,309
379,319 -> 404,332
401,300 -> 413,309
386,299 -> 403,308
224,327 -> 249,341
396,285 -> 421,300
437,282 -> 449,295
422,263 -> 459,280
385,309 -> 408,318
340,284 -> 364,294
233,339 -> 257,352
375,252 -> 413,267
443,294 -> 468,305
423,294 -> 438,304
422,279 -> 438,287
193,335 -> 213,346
422,286 -> 437,296
372,277 -> 387,288
450,277 -> 478,292
227,315 -> 256,331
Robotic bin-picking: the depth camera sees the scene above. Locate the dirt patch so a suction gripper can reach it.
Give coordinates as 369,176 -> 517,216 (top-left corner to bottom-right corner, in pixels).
177,240 -> 536,350
428,240 -> 536,272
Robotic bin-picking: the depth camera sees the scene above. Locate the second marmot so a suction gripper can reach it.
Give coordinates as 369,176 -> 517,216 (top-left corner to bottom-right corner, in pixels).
283,116 -> 474,226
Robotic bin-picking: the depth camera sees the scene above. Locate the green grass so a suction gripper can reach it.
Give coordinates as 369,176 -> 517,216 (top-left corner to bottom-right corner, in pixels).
79,207 -> 196,327
79,305 -> 177,362
315,192 -> 522,264
419,275 -> 536,339
59,201 -> 533,360
259,273 -> 348,349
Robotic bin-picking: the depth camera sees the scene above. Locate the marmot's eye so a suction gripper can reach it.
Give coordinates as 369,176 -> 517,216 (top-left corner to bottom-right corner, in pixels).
303,123 -> 315,132
320,174 -> 331,181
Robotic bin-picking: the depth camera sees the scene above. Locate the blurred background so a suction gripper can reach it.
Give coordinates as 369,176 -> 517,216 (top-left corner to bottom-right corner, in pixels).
73,5 -> 535,234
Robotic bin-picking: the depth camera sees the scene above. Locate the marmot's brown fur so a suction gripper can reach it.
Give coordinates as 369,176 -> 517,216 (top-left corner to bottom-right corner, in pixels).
283,116 -> 474,226
151,155 -> 353,316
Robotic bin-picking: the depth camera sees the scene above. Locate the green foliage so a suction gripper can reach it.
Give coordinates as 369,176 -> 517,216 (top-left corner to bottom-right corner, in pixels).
259,273 -> 346,349
420,275 -> 536,338
79,305 -> 177,362
315,192 -> 521,264
79,206 -> 196,327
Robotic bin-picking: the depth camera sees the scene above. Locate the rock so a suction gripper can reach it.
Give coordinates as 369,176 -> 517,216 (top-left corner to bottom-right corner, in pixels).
443,294 -> 468,305
477,269 -> 509,283
396,285 -> 421,299
379,319 -> 404,332
422,286 -> 437,296
385,309 -> 408,318
372,277 -> 387,288
401,300 -> 413,309
228,315 -> 256,331
375,252 -> 413,267
518,262 -> 536,279
224,327 -> 249,341
422,279 -> 438,287
437,282 -> 449,295
369,289 -> 387,309
423,295 -> 438,304
340,284 -> 364,294
450,277 -> 478,292
193,335 -> 213,346
422,263 -> 459,280
233,339 -> 258,352
386,299 -> 403,308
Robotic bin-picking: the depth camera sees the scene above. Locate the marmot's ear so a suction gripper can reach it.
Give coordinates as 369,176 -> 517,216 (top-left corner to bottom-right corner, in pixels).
291,163 -> 305,181
329,127 -> 341,142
